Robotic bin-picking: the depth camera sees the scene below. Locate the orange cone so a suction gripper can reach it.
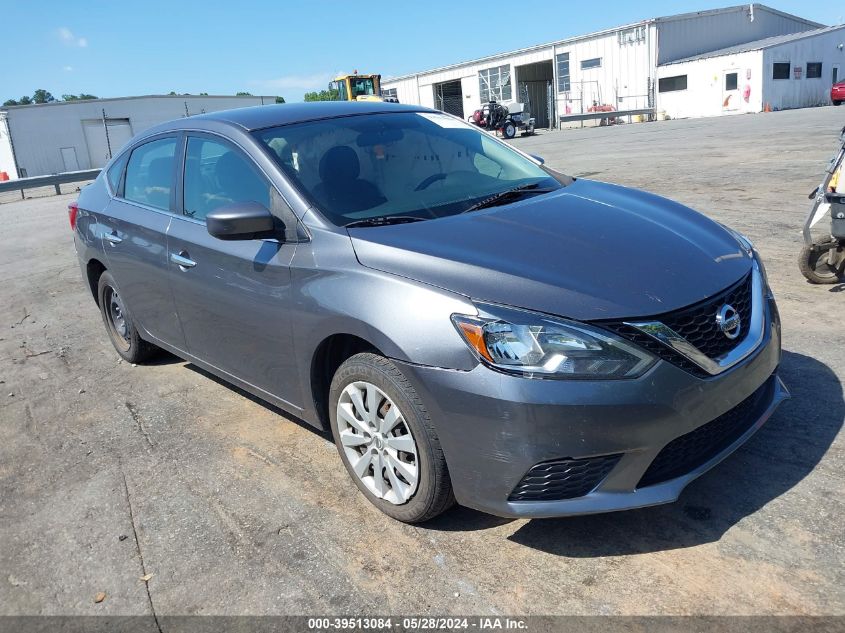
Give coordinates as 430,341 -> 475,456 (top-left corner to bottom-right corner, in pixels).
764,103 -> 772,112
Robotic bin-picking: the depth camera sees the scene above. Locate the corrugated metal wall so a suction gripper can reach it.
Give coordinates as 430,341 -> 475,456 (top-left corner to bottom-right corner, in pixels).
657,5 -> 819,64
762,29 -> 845,110
3,96 -> 271,178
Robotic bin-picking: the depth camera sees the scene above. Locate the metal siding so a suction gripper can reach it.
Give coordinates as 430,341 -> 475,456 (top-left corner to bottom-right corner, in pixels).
657,5 -> 819,64
762,30 -> 845,109
3,96 -> 268,177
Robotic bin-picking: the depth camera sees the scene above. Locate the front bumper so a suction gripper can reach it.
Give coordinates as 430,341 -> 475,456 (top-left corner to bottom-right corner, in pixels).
394,298 -> 787,518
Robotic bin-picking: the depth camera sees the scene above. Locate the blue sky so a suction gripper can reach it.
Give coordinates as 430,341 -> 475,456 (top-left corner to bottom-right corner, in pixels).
0,1 -> 839,103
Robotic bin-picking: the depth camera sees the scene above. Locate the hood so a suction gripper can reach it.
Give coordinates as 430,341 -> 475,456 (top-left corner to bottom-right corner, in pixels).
348,179 -> 752,321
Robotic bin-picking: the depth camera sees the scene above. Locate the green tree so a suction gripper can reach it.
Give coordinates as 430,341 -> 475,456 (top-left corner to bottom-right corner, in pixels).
199,92 -> 209,96
303,89 -> 339,102
275,96 -> 286,104
236,91 -> 252,96
18,96 -> 33,105
168,91 -> 177,95
3,99 -> 19,106
32,89 -> 55,103
62,94 -> 98,101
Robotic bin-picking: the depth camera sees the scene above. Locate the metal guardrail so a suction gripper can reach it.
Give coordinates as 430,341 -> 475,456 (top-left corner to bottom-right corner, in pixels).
559,107 -> 655,125
0,169 -> 101,198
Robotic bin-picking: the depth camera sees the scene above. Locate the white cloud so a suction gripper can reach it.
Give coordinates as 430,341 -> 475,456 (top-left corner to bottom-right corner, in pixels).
249,72 -> 334,100
63,66 -> 73,72
57,27 -> 88,48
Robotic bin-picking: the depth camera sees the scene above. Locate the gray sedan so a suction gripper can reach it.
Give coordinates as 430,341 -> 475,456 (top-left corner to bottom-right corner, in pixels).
71,102 -> 787,522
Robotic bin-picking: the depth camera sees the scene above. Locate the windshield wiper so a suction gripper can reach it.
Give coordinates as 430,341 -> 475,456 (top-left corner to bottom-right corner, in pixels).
344,216 -> 428,229
461,183 -> 558,213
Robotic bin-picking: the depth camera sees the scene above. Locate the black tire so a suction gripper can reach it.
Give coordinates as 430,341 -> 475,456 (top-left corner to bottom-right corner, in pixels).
833,101 -> 842,106
798,240 -> 842,284
502,122 -> 516,139
329,352 -> 455,523
97,271 -> 159,363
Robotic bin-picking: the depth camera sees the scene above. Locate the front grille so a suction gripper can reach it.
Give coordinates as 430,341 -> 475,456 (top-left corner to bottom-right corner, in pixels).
637,377 -> 773,488
509,454 -> 621,502
600,272 -> 753,377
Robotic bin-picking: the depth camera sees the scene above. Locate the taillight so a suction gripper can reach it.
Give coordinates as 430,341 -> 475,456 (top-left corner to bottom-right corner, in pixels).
68,202 -> 78,231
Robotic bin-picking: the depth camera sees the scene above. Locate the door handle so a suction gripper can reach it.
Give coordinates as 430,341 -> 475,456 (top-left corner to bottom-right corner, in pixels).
103,232 -> 122,245
170,252 -> 197,269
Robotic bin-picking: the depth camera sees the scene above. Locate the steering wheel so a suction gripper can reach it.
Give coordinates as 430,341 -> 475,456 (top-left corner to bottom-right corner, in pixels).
415,173 -> 448,191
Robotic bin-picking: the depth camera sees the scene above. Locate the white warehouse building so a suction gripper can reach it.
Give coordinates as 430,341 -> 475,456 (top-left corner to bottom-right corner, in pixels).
657,25 -> 845,118
381,4 -> 835,126
0,94 -> 275,180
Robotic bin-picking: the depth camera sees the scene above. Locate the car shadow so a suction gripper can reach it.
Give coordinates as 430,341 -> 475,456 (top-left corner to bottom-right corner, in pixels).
428,350 -> 843,551
182,362 -> 333,440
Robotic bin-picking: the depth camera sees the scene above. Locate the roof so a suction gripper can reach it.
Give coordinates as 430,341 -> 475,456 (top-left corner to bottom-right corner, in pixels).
382,3 -> 823,84
173,101 -> 431,131
663,24 -> 845,64
0,94 -> 275,111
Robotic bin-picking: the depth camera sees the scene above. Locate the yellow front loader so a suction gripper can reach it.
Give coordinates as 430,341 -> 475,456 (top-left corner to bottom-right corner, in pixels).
329,72 -> 397,102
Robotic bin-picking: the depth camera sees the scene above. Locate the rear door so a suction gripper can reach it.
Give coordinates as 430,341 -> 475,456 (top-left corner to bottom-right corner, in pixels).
722,71 -> 740,111
167,133 -> 300,406
100,134 -> 185,349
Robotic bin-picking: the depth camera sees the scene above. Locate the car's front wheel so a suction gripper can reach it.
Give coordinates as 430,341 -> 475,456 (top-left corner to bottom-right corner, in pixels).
97,271 -> 159,363
329,352 -> 454,523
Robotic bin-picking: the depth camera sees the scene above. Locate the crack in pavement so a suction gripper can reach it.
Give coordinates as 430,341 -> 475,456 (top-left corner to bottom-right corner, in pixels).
125,401 -> 154,447
121,465 -> 163,633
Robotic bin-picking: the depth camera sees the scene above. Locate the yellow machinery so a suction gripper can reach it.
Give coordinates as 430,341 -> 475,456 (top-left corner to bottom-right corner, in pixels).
329,72 -> 396,102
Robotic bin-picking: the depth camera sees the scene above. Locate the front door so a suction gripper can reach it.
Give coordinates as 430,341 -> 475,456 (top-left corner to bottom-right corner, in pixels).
722,71 -> 740,111
833,65 -> 840,86
101,134 -> 184,348
167,134 -> 300,407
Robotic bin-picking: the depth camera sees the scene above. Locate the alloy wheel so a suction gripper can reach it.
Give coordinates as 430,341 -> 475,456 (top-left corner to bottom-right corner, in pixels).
336,381 -> 419,505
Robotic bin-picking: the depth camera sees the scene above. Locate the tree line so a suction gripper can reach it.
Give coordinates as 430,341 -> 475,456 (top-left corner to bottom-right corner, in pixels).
3,89 -> 285,106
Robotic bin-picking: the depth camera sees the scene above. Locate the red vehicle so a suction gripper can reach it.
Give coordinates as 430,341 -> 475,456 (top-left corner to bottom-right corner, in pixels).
832,81 -> 845,106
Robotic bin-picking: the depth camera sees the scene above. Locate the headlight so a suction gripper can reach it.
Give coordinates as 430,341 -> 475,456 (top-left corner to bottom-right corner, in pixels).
451,304 -> 656,379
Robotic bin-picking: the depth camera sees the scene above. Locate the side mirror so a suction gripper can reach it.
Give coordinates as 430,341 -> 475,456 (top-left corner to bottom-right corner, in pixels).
206,202 -> 276,241
530,154 -> 545,165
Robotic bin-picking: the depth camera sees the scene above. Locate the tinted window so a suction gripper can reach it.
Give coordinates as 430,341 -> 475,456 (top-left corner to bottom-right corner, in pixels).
255,112 -> 559,226
807,62 -> 822,79
106,152 -> 129,195
659,75 -> 687,92
773,62 -> 791,80
124,137 -> 177,210
725,73 -> 738,91
581,58 -> 602,70
183,137 -> 270,220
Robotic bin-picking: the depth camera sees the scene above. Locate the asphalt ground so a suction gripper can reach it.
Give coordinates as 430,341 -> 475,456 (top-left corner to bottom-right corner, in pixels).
1,106 -> 843,618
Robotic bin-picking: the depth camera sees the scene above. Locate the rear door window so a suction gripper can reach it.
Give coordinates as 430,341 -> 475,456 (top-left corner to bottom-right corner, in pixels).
183,136 -> 270,220
123,137 -> 177,211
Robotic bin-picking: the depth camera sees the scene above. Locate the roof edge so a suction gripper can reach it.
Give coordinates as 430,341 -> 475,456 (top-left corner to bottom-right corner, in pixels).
0,94 -> 277,111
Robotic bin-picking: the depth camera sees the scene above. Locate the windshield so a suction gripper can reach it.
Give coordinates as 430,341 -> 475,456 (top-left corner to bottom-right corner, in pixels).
255,112 -> 563,227
350,77 -> 376,98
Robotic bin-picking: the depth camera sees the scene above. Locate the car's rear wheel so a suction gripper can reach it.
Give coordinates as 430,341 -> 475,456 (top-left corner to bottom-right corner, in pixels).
833,100 -> 842,106
502,122 -> 516,139
329,352 -> 454,523
97,271 -> 159,363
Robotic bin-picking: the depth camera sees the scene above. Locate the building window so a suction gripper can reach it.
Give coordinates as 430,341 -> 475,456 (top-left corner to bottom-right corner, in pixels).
382,88 -> 397,99
556,53 -> 571,92
478,64 -> 512,102
618,25 -> 646,45
725,72 -> 738,91
806,62 -> 823,79
581,58 -> 602,70
658,75 -> 688,92
773,62 -> 791,80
